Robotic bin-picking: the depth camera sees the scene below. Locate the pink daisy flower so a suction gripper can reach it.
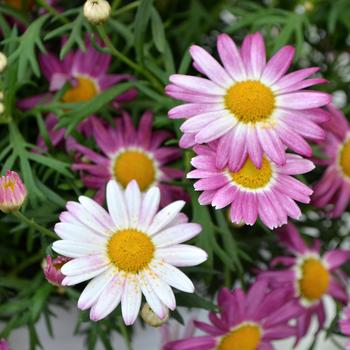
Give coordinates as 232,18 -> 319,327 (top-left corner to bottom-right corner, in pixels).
259,223 -> 350,342
19,36 -> 137,149
312,104 -> 350,217
72,111 -> 187,206
187,143 -> 315,229
339,306 -> 350,350
165,283 -> 302,350
166,32 -> 330,171
52,180 -> 207,324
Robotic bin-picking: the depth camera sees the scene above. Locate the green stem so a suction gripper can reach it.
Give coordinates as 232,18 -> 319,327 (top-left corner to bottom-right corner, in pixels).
97,24 -> 164,93
36,0 -> 69,24
113,1 -> 140,16
12,211 -> 57,239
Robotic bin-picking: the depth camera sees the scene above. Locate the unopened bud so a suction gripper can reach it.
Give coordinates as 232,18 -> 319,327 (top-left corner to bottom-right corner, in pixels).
141,303 -> 169,327
43,256 -> 69,287
0,170 -> 27,213
0,52 -> 7,73
83,0 -> 111,25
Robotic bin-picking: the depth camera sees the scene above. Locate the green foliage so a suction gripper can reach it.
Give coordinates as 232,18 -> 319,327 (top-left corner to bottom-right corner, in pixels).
1,0 -> 350,349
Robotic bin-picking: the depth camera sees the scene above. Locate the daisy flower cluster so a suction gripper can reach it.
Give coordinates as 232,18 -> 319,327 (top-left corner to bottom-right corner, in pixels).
1,1 -> 350,350
166,32 -> 331,229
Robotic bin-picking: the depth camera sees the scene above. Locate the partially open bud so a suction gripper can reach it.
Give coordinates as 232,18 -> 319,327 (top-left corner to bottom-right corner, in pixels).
0,171 -> 27,213
43,256 -> 69,287
0,339 -> 9,350
0,52 -> 7,73
141,303 -> 169,327
83,0 -> 111,25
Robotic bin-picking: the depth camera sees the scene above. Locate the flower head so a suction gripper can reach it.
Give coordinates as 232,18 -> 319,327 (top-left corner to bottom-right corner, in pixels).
165,283 -> 302,350
0,171 -> 27,213
52,180 -> 207,324
339,306 -> 350,350
188,143 -> 315,229
18,36 -> 137,150
166,32 -> 330,170
259,223 -> 350,342
84,0 -> 111,25
43,256 -> 70,287
312,104 -> 350,217
72,111 -> 187,206
0,339 -> 9,350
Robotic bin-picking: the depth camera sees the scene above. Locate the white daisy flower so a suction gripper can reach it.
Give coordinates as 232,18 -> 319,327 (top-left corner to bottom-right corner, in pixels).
52,180 -> 207,325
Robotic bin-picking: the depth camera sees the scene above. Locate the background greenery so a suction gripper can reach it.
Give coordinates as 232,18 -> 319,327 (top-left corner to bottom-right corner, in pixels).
1,0 -> 350,349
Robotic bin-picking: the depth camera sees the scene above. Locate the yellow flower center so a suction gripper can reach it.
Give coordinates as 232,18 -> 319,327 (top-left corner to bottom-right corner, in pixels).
107,229 -> 155,273
339,138 -> 350,179
218,324 -> 261,350
230,157 -> 272,189
225,81 -> 275,123
113,150 -> 156,191
2,179 -> 15,192
298,258 -> 330,302
62,76 -> 98,103
5,0 -> 34,10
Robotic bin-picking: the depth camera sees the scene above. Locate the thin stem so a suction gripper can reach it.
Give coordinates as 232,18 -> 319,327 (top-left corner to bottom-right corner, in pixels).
36,0 -> 69,24
12,211 -> 57,239
97,24 -> 164,93
113,1 -> 140,16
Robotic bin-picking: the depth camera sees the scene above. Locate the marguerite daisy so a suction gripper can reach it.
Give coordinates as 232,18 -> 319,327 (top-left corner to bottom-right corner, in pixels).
313,104 -> 350,217
52,180 -> 207,324
259,223 -> 350,342
339,306 -> 350,350
165,283 -> 302,350
187,143 -> 315,229
72,111 -> 187,206
166,32 -> 330,170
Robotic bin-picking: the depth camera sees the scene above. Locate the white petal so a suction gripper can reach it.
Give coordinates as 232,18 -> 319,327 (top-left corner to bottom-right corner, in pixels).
121,275 -> 142,325
61,255 -> 110,275
156,245 -> 208,267
78,267 -> 115,310
145,269 -> 176,310
148,201 -> 185,236
125,180 -> 141,228
138,271 -> 168,319
106,180 -> 129,229
54,223 -> 107,244
62,265 -> 110,286
66,201 -> 110,236
150,260 -> 194,293
152,223 -> 202,248
52,240 -> 105,258
90,271 -> 126,321
139,187 -> 160,231
78,196 -> 115,232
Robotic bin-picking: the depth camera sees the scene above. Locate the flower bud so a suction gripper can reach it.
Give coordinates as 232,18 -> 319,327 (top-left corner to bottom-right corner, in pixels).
141,303 -> 169,327
0,171 -> 27,213
83,0 -> 111,25
0,52 -> 7,73
0,339 -> 9,350
0,102 -> 4,115
43,256 -> 69,287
